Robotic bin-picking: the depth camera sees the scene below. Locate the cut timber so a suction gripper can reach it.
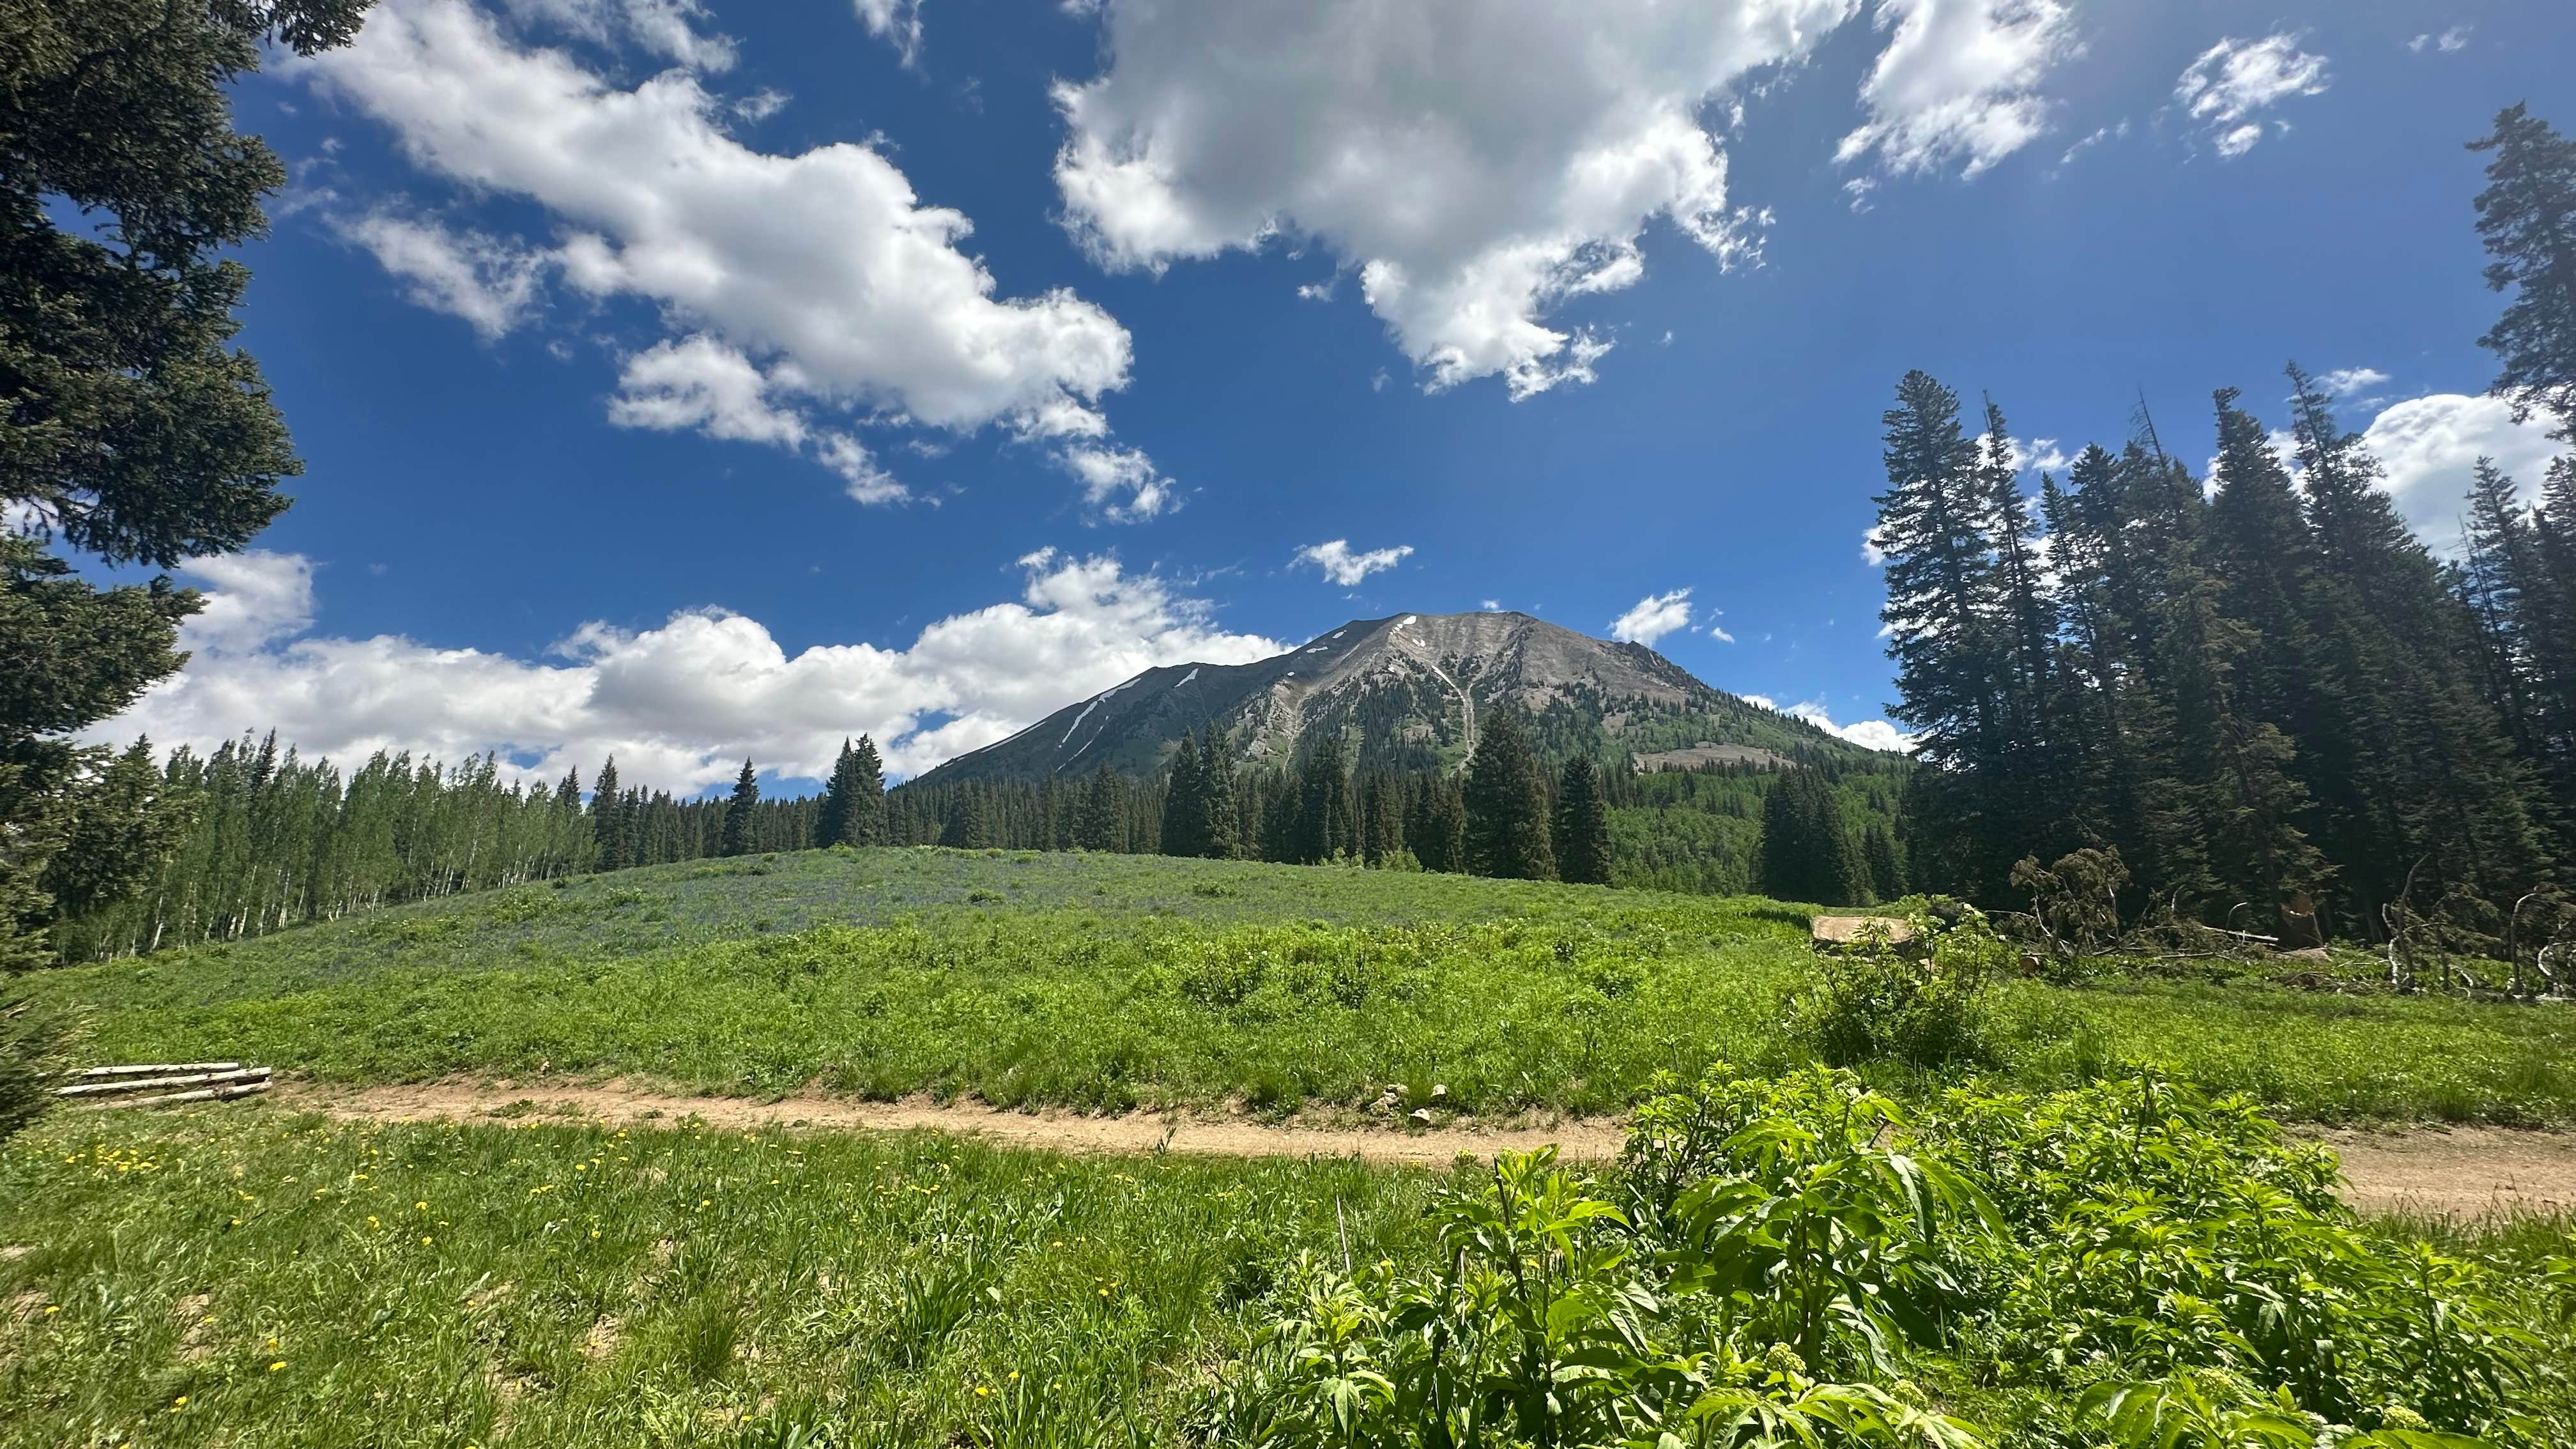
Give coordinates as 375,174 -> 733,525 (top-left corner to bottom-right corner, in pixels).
57,1065 -> 272,1107
59,1066 -> 271,1100
65,1062 -> 240,1078
109,1082 -> 272,1110
1811,915 -> 1916,949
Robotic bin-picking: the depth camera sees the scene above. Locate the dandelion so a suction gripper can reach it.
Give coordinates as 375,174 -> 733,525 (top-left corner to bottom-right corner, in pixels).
420,1236 -> 434,1246
974,1386 -> 991,1398
43,1305 -> 58,1315
269,1361 -> 287,1372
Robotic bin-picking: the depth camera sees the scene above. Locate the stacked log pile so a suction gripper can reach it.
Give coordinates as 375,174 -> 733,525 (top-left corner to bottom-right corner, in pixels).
57,1062 -> 271,1109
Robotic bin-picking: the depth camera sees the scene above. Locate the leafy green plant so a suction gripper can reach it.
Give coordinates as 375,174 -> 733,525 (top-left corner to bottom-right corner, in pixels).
1790,900 -> 2009,1068
1200,1147 -> 1984,1448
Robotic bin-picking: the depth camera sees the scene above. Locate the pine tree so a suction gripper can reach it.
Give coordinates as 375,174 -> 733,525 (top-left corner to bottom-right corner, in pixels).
589,758 -> 624,871
1462,711 -> 1555,880
2463,459 -> 2548,756
1862,822 -> 1907,901
1407,775 -> 1468,873
2,0 -> 371,985
1077,768 -> 1123,852
2470,105 -> 2576,441
1551,756 -> 1613,885
847,736 -> 886,846
1294,736 -> 1355,863
1160,734 -> 1203,857
1193,728 -> 1238,859
1871,371 -> 2014,896
1760,769 -> 1866,906
1358,771 -> 1406,867
721,760 -> 759,857
816,740 -> 857,847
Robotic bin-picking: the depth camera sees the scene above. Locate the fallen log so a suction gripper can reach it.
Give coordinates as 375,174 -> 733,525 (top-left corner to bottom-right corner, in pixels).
57,1066 -> 272,1100
103,1081 -> 272,1110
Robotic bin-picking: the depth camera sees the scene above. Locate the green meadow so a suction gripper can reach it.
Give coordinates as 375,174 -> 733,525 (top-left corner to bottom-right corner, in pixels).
23,847 -> 2576,1126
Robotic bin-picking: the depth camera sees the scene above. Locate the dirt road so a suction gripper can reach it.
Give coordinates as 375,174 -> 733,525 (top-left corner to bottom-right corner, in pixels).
274,1082 -> 2576,1218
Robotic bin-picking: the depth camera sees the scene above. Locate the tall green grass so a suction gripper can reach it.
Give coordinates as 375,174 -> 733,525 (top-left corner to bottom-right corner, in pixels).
0,1105 -> 1442,1448
25,848 -> 2576,1124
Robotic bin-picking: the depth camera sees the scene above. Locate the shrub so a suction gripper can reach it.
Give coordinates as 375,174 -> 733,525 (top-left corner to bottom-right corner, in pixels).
1,992 -> 65,1144
1789,899 -> 2008,1068
1210,1069 -> 2545,1449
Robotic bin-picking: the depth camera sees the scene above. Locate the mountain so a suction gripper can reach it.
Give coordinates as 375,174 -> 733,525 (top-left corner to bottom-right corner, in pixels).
911,611 -> 1878,787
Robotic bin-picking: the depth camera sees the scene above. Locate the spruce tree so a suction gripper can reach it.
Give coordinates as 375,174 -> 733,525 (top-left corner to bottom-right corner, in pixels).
1551,756 -> 1613,885
1760,769 -> 1865,906
1077,769 -> 1123,852
847,736 -> 886,845
1159,734 -> 1203,857
3,0 -> 374,980
1193,728 -> 1239,859
721,760 -> 759,857
1862,822 -> 1907,901
816,740 -> 856,847
1462,711 -> 1555,880
2470,105 -> 2576,440
1358,771 -> 1406,867
1294,736 -> 1355,863
589,758 -> 624,871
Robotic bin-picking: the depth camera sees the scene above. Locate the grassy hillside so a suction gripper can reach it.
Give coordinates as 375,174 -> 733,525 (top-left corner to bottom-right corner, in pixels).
27,846 -> 2576,1126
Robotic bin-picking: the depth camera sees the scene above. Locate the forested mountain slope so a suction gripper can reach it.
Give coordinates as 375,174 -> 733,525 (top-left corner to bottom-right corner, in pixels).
913,610 -> 1869,786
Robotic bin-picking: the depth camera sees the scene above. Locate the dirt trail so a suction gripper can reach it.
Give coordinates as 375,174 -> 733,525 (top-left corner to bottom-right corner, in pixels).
281,1082 -> 1630,1167
274,1082 -> 2576,1218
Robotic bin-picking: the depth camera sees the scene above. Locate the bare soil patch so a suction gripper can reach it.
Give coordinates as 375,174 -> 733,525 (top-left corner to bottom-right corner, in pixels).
2298,1124 -> 2576,1219
275,1082 -> 2576,1217
280,1080 -> 1628,1165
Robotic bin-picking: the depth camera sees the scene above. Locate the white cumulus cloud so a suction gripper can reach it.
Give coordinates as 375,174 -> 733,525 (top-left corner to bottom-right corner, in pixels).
1745,694 -> 1913,752
1053,0 -> 1859,399
1609,589 -> 1694,646
103,549 -> 1284,792
337,211 -> 551,340
299,0 -> 1158,514
1294,540 -> 1415,588
2172,33 -> 2330,158
1836,0 -> 2081,183
2354,392 -> 2564,551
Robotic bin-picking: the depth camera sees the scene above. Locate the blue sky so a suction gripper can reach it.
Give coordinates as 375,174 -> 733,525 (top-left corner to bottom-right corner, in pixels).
96,0 -> 2576,793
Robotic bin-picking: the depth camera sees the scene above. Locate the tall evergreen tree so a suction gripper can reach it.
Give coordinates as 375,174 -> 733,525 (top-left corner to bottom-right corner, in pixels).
1293,736 -> 1356,863
1407,775 -> 1468,874
3,0 -> 375,982
1358,771 -> 1406,868
1462,712 -> 1554,880
1077,768 -> 1124,852
1193,728 -> 1239,860
589,757 -> 624,871
720,760 -> 759,857
1861,822 -> 1907,902
816,740 -> 855,847
1551,756 -> 1613,885
2470,105 -> 2576,441
1159,733 -> 1204,857
1760,769 -> 1866,906
847,736 -> 886,846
